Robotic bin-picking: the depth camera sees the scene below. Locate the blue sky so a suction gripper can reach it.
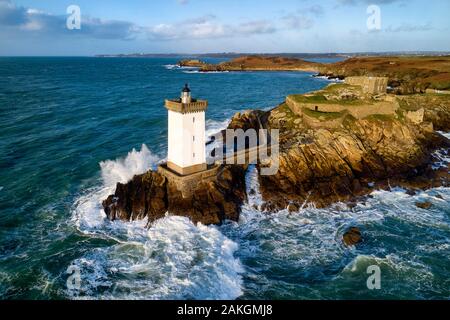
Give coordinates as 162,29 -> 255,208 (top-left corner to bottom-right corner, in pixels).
1,0 -> 449,55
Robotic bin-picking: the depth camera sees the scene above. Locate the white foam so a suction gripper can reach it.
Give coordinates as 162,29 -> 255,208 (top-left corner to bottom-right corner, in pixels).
163,64 -> 177,70
0,186 -> 3,192
70,133 -> 450,299
71,144 -> 243,300
100,144 -> 158,188
69,216 -> 243,300
205,118 -> 229,140
183,70 -> 230,74
312,75 -> 344,83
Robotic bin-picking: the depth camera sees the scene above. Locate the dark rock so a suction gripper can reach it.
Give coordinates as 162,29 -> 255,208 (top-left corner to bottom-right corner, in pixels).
343,227 -> 362,246
232,102 -> 450,212
102,165 -> 247,225
287,202 -> 300,213
406,189 -> 417,196
415,201 -> 432,210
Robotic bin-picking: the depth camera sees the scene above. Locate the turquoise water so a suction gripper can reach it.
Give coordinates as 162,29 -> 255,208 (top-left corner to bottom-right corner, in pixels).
0,57 -> 449,300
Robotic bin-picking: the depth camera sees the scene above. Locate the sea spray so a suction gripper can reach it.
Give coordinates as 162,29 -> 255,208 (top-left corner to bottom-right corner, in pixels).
99,144 -> 158,187
71,145 -> 244,300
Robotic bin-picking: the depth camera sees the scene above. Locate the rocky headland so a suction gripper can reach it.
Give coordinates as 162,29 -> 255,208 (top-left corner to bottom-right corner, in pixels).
103,58 -> 450,226
191,55 -> 321,72
178,59 -> 208,68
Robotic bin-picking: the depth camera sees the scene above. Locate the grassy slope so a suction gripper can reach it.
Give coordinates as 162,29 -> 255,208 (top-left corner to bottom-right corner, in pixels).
319,56 -> 450,92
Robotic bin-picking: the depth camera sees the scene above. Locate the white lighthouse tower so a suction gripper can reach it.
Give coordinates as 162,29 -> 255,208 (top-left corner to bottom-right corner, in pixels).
165,84 -> 208,176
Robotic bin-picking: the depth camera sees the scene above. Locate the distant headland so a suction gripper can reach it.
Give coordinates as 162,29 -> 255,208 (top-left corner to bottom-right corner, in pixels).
95,51 -> 450,59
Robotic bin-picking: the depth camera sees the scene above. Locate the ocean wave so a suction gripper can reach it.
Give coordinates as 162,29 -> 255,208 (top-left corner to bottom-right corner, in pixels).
70,136 -> 450,299
164,64 -> 201,71
220,175 -> 450,299
182,70 -> 230,74
69,216 -> 243,300
70,144 -> 243,300
433,132 -> 450,170
205,118 -> 229,139
312,74 -> 344,83
99,144 -> 159,188
163,64 -> 178,70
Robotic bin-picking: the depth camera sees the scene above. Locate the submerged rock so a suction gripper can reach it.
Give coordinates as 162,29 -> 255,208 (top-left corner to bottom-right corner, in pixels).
343,227 -> 362,246
415,201 -> 433,210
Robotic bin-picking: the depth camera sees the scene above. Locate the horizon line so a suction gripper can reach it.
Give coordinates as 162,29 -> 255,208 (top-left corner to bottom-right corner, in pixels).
1,50 -> 450,58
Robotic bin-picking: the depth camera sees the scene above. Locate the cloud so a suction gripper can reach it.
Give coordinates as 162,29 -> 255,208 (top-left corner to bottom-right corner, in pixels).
235,20 -> 276,35
0,1 -> 277,41
385,23 -> 433,33
0,0 -> 27,25
147,15 -> 276,40
336,0 -> 404,6
302,4 -> 325,16
0,0 -> 139,40
281,13 -> 314,30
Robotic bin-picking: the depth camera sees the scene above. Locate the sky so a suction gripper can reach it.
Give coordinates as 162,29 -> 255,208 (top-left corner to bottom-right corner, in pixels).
0,0 -> 449,55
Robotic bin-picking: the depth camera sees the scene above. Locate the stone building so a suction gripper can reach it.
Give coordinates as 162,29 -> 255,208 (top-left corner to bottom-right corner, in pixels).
345,76 -> 388,95
164,84 -> 208,176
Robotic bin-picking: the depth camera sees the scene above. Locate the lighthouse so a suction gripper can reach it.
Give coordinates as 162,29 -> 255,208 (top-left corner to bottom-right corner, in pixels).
165,84 -> 208,176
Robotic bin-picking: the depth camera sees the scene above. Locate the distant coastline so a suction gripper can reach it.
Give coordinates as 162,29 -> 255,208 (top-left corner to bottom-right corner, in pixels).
94,51 -> 450,59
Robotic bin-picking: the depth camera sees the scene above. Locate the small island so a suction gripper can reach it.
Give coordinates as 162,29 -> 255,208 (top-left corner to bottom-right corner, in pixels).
196,55 -> 321,72
103,56 -> 450,226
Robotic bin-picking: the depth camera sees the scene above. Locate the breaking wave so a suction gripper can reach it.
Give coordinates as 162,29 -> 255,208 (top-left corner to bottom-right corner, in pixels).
221,166 -> 450,299
70,132 -> 450,299
70,144 -> 243,300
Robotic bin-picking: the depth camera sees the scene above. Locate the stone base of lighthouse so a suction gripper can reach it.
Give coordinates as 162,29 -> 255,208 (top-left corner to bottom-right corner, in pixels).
166,161 -> 207,176
158,163 -> 221,198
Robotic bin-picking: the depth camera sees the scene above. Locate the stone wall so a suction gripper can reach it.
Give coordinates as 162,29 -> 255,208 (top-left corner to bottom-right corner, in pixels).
158,164 -> 221,198
286,95 -> 399,120
302,112 -> 345,129
425,89 -> 450,95
345,76 -> 388,94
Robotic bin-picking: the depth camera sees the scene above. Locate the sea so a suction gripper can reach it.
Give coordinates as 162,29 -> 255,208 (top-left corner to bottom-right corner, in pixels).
0,57 -> 449,300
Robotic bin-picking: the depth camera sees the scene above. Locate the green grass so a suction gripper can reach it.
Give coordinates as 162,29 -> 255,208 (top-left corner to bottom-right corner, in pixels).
302,107 -> 345,121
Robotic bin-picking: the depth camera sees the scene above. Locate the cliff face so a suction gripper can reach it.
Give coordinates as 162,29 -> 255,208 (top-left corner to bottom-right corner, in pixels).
230,104 -> 450,211
102,84 -> 449,225
103,165 -> 247,225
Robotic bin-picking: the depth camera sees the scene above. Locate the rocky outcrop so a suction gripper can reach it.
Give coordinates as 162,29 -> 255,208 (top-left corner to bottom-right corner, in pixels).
102,82 -> 449,226
415,201 -> 432,210
103,165 -> 247,225
199,55 -> 321,73
229,101 -> 450,211
343,227 -> 362,246
178,59 -> 207,68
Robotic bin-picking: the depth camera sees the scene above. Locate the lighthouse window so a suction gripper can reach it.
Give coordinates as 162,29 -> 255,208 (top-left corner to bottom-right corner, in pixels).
193,153 -> 195,158
193,136 -> 195,142
193,117 -> 195,123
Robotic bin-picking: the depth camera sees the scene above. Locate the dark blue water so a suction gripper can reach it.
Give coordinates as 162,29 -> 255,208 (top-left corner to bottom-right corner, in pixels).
0,57 -> 449,300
